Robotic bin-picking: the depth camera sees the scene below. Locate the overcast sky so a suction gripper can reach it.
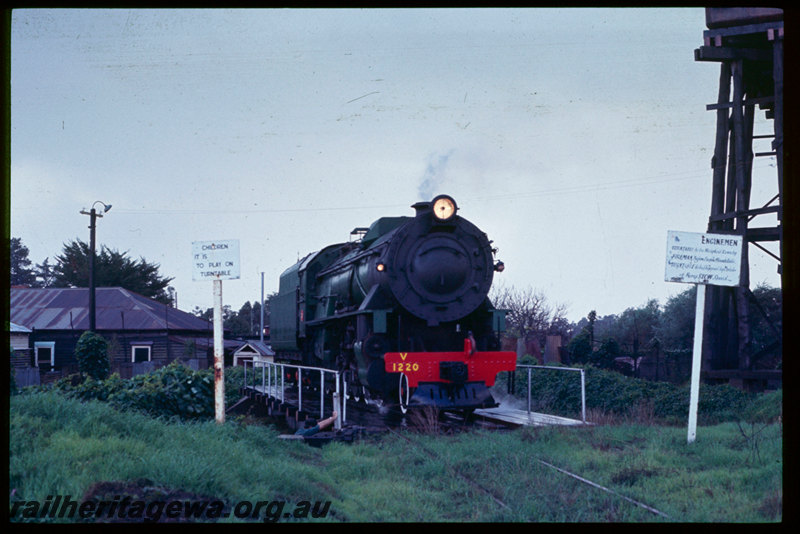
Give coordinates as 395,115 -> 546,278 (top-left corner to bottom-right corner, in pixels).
10,8 -> 781,322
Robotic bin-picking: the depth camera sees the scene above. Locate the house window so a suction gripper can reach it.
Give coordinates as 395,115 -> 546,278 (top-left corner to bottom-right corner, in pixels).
131,345 -> 152,363
34,342 -> 55,371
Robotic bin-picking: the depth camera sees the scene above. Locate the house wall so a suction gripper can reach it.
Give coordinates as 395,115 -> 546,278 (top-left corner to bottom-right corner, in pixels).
10,332 -> 32,368
106,332 -> 169,365
25,330 -> 213,379
168,337 -> 212,364
10,332 -> 30,351
27,331 -> 83,373
11,348 -> 32,368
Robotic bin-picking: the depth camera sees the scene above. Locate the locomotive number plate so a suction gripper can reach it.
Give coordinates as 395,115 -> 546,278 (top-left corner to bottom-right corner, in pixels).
384,353 -> 430,386
388,361 -> 420,373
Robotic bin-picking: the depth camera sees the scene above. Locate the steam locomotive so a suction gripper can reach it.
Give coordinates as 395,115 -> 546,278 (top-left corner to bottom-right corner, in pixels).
270,195 -> 516,412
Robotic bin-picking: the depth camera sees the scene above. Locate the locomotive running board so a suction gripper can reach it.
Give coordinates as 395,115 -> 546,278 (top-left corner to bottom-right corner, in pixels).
384,340 -> 517,388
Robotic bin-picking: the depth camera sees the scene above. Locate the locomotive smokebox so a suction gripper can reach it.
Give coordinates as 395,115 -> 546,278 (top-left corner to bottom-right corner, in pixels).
383,197 -> 495,325
411,236 -> 470,296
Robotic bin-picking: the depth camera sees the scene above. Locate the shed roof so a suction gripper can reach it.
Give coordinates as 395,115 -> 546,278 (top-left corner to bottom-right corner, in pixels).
10,287 -> 212,332
233,340 -> 275,357
9,322 -> 32,334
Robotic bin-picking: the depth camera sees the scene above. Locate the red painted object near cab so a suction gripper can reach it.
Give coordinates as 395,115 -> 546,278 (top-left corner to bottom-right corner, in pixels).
384,338 -> 516,389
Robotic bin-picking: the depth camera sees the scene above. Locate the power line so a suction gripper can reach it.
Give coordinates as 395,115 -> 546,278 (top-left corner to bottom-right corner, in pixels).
111,203 -> 408,216
105,162 -> 774,216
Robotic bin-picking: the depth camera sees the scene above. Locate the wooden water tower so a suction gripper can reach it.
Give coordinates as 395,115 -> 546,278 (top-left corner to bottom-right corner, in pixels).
694,8 -> 783,389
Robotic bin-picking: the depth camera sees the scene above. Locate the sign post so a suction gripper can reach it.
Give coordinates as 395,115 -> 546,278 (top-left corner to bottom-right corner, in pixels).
213,278 -> 224,423
665,231 -> 743,443
687,283 -> 706,444
192,240 -> 240,424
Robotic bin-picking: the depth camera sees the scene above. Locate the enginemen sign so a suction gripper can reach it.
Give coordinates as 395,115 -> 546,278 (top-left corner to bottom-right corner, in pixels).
664,231 -> 743,287
665,230 -> 743,445
192,240 -> 241,281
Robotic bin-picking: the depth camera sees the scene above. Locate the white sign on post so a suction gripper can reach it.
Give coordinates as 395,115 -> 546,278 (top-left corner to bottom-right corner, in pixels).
665,231 -> 743,286
192,240 -> 240,281
192,239 -> 240,424
665,231 -> 743,444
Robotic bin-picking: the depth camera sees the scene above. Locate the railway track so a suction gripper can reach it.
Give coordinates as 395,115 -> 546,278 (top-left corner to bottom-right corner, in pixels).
233,384 -> 515,442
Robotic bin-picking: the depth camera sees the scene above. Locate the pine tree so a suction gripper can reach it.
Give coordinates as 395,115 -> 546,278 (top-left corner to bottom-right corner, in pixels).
10,237 -> 37,286
52,239 -> 174,303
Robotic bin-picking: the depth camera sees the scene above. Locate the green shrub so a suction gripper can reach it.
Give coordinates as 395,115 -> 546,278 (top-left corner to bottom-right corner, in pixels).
697,383 -> 751,423
499,364 -> 757,424
566,331 -> 592,364
74,331 -> 110,380
54,373 -> 126,402
740,389 -> 782,424
108,363 -> 215,419
52,362 -> 250,421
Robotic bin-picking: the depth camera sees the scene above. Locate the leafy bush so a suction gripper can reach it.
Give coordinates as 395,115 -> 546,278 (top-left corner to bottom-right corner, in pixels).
54,373 -> 126,402
740,389 -> 782,424
74,331 -> 110,380
53,362 -> 249,421
566,331 -> 592,364
109,363 -> 215,418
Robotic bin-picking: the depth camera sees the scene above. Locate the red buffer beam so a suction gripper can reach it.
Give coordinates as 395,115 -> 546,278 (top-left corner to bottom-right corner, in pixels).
384,339 -> 517,388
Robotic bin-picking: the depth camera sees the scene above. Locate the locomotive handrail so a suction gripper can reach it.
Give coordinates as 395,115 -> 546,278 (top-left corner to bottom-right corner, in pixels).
243,359 -> 344,429
316,247 -> 381,276
303,307 -> 383,325
515,364 -> 587,424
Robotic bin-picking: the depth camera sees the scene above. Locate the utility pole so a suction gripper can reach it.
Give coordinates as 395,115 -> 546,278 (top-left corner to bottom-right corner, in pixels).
260,272 -> 265,343
80,202 -> 112,332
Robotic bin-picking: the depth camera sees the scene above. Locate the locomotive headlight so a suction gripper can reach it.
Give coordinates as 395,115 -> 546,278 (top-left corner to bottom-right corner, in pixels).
432,195 -> 457,221
494,261 -> 505,272
376,262 -> 386,272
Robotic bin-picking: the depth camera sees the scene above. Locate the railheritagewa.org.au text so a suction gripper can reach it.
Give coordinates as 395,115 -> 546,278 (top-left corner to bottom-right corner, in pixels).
10,495 -> 332,522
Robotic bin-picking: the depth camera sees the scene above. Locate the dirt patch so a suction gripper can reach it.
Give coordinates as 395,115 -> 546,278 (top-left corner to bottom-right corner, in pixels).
610,467 -> 659,486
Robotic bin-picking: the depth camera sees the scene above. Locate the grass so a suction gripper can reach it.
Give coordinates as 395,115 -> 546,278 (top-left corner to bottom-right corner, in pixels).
9,390 -> 783,523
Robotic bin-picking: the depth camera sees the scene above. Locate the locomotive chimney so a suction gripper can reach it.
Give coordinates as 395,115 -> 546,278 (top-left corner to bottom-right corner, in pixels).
412,201 -> 431,217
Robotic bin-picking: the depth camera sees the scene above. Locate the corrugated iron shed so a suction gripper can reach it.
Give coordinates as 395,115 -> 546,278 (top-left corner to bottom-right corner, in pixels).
10,287 -> 211,332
